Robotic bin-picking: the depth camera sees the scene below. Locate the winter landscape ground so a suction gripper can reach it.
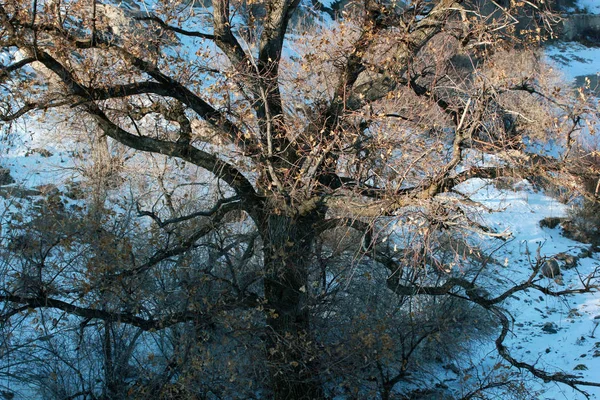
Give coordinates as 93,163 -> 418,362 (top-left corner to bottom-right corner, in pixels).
1,0 -> 600,399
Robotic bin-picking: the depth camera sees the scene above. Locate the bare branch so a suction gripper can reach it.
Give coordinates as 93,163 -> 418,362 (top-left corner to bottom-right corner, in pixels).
10,24 -> 256,152
0,293 -> 211,331
85,103 -> 262,214
135,15 -> 215,40
491,306 -> 600,395
0,56 -> 36,76
0,93 -> 76,121
136,196 -> 241,228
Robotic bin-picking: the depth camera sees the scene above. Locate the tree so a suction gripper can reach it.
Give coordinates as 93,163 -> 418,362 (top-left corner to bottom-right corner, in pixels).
0,0 -> 599,398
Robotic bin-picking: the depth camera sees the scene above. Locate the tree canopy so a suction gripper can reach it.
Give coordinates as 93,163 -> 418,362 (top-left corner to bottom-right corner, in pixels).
1,0 -> 599,398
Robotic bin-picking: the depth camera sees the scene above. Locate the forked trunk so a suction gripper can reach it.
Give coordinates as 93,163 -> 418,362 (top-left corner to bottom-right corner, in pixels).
262,213 -> 324,399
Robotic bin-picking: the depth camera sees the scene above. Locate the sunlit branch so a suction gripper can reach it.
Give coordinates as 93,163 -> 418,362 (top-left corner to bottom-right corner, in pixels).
11,22 -> 256,152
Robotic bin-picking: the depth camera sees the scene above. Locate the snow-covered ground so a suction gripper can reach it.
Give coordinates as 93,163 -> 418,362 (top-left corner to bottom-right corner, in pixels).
459,179 -> 600,400
546,42 -> 600,82
458,23 -> 600,398
1,4 -> 600,399
576,0 -> 600,14
546,0 -> 600,90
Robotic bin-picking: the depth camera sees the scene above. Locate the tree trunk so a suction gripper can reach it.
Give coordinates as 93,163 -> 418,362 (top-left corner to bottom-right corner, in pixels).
262,213 -> 324,399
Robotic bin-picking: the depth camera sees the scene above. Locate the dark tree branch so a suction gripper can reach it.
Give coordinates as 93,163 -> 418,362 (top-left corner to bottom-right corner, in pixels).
0,56 -> 36,77
212,0 -> 249,68
258,0 -> 301,73
336,217 -> 600,393
310,0 -> 336,19
135,15 -> 215,40
0,291 -> 261,332
82,81 -> 173,101
10,50 -> 261,213
491,306 -> 600,396
0,100 -> 69,121
86,104 -> 262,213
137,196 -> 241,228
10,23 -> 257,152
122,197 -> 245,278
0,293 -> 211,331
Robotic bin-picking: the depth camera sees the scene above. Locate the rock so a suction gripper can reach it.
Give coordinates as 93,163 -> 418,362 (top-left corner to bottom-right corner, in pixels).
0,186 -> 41,199
25,148 -> 53,157
0,168 -> 15,185
579,247 -> 593,259
560,219 -> 596,245
443,363 -> 460,375
556,252 -> 578,269
540,217 -> 564,229
554,276 -> 565,286
541,258 -> 561,278
542,322 -> 559,334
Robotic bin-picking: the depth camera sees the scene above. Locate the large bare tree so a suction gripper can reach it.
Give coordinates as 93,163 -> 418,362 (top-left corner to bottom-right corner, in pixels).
1,0 -> 599,398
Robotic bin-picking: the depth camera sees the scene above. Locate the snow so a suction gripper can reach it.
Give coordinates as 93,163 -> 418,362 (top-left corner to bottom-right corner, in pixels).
576,0 -> 600,13
454,179 -> 600,400
546,42 -> 600,82
0,119 -> 78,188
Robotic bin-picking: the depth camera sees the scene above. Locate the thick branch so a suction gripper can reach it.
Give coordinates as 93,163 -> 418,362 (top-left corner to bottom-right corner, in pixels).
1,101 -> 55,121
491,306 -> 600,394
126,197 -> 245,278
84,81 -> 173,101
213,0 -> 249,68
0,293 -> 210,331
0,56 -> 36,77
14,25 -> 256,152
8,50 -> 260,211
137,196 -> 241,228
86,105 -> 262,215
135,15 -> 215,40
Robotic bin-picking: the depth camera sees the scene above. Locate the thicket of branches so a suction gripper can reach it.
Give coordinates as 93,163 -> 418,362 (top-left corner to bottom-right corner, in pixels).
1,0 -> 599,398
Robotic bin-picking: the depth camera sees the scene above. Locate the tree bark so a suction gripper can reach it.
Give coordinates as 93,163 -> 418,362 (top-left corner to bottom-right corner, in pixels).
262,212 -> 324,399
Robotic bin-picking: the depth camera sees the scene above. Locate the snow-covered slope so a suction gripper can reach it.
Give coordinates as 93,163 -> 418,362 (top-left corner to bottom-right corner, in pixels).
576,0 -> 600,14
460,179 -> 600,400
